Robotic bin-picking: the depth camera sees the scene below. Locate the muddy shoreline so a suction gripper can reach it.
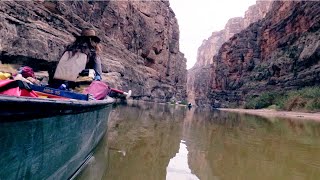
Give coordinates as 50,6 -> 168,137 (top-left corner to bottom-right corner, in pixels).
218,108 -> 320,122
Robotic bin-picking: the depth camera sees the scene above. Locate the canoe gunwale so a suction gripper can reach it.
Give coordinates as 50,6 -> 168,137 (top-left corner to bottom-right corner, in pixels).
0,95 -> 114,121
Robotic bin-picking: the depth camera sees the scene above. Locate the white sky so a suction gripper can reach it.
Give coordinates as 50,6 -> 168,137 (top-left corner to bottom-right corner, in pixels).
169,0 -> 257,69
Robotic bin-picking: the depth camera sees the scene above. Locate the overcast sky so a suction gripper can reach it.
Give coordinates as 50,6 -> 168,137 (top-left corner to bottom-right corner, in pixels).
169,0 -> 257,69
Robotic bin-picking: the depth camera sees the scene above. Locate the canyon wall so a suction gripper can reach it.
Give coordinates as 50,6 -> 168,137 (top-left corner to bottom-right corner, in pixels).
188,0 -> 272,106
195,0 -> 272,68
0,0 -> 187,102
189,1 -> 320,107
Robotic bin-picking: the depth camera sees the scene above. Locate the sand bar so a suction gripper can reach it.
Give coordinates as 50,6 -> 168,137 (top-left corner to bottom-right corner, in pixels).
218,108 -> 320,122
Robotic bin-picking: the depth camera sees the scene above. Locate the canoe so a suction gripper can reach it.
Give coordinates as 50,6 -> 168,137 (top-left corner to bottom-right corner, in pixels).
0,95 -> 114,180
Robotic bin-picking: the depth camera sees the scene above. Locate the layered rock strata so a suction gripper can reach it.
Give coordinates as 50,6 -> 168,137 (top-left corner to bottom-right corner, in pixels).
192,1 -> 320,107
195,0 -> 272,68
0,1 -> 187,102
189,0 -> 272,106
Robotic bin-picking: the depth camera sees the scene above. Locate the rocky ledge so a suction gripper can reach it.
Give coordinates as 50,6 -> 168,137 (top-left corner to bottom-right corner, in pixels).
0,1 -> 187,102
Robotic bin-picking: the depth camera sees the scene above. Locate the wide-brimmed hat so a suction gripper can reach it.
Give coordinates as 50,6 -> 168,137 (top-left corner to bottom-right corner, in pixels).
76,28 -> 101,43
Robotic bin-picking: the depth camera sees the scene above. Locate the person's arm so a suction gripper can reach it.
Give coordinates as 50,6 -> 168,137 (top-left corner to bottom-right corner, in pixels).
94,56 -> 102,81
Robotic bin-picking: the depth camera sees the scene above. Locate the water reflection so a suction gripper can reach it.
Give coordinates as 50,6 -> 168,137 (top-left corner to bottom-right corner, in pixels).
166,140 -> 199,180
77,102 -> 320,180
105,102 -> 184,180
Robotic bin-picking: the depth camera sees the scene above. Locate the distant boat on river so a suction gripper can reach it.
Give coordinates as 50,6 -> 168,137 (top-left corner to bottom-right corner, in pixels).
0,95 -> 113,179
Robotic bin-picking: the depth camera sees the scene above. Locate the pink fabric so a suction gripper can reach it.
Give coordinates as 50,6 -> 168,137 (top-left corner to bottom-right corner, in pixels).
0,80 -> 38,97
0,80 -> 12,87
83,81 -> 110,100
21,66 -> 35,78
110,88 -> 124,94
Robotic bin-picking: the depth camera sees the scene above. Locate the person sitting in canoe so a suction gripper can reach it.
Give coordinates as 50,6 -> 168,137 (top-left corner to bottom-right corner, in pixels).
49,28 -> 103,89
49,28 -> 131,100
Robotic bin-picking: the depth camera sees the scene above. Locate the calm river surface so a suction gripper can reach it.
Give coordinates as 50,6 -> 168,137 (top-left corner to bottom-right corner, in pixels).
77,102 -> 320,180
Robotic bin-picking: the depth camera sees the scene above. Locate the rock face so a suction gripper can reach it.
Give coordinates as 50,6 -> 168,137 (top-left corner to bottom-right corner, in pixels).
190,1 -> 320,107
195,0 -> 272,68
0,1 -> 187,102
189,0 -> 272,106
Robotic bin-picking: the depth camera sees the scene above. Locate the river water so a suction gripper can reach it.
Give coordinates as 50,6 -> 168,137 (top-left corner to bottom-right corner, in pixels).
76,102 -> 320,180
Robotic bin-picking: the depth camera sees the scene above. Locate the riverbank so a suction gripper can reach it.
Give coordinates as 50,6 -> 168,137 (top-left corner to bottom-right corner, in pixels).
218,108 -> 320,122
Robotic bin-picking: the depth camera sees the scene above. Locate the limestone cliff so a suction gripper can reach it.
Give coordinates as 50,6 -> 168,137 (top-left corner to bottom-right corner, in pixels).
189,0 -> 272,106
0,1 -> 187,102
191,1 -> 320,107
195,0 -> 272,68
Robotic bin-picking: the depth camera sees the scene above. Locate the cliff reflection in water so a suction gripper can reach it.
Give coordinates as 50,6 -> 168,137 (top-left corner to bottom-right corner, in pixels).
166,140 -> 199,180
105,102 -> 185,180
77,102 -> 320,180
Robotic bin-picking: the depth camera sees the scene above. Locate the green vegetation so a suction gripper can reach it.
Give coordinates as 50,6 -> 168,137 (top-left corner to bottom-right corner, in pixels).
180,100 -> 188,105
168,99 -> 188,105
245,86 -> 320,112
